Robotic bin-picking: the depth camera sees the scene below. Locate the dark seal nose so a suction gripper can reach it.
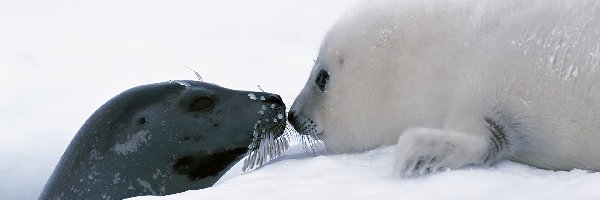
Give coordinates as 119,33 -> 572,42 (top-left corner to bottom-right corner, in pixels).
263,94 -> 283,105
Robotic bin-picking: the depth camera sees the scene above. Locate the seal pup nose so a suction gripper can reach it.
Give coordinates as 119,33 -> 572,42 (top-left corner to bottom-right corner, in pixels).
288,110 -> 296,121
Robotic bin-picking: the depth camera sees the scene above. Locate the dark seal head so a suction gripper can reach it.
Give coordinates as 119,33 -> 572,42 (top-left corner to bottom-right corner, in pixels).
39,80 -> 287,200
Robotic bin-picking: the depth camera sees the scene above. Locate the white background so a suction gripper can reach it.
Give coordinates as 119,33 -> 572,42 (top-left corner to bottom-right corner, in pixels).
0,1 -> 356,199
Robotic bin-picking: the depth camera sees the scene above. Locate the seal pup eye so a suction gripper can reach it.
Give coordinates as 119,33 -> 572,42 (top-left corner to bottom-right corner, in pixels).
315,69 -> 330,92
190,97 -> 215,112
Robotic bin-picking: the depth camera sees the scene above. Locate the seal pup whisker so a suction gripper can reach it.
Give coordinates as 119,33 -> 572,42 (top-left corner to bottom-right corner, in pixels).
284,109 -> 326,155
300,133 -> 326,155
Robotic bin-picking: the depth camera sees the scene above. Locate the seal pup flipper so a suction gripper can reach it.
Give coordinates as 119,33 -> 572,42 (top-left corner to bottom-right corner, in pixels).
394,128 -> 500,177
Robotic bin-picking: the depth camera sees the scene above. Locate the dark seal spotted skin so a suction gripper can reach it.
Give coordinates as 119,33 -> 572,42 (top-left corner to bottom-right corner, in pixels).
39,80 -> 286,200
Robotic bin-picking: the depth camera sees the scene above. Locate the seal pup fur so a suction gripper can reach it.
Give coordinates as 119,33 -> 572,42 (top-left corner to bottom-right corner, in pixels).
288,0 -> 600,177
40,80 -> 287,199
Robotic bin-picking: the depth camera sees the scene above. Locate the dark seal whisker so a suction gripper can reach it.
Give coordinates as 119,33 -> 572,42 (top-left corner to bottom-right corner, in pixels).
243,131 -> 291,173
185,66 -> 203,82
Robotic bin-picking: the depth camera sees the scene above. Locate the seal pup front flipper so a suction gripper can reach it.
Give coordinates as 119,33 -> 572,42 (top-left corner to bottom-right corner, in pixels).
393,128 -> 486,177
394,116 -> 512,177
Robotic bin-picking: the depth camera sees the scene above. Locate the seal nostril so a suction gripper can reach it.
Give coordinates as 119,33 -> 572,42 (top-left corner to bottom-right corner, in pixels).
274,94 -> 283,102
288,111 -> 295,121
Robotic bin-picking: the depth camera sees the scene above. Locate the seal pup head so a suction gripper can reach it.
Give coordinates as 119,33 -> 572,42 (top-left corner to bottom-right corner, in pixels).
40,80 -> 288,200
288,2 -> 453,153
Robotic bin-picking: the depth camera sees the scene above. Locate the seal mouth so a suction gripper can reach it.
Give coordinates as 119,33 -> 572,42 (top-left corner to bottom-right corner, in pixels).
242,98 -> 291,173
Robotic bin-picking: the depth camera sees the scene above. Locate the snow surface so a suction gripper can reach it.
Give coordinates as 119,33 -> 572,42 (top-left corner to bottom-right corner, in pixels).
129,145 -> 600,200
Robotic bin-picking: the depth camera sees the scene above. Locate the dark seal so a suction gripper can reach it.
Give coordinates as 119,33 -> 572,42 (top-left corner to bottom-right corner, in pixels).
39,80 -> 287,200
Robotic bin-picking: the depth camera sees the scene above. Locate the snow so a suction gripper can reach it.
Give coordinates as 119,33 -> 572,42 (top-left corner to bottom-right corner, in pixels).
129,145 -> 600,200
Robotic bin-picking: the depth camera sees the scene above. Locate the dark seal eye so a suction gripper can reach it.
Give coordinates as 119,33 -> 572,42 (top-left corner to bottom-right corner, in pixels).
190,97 -> 214,112
315,69 -> 330,92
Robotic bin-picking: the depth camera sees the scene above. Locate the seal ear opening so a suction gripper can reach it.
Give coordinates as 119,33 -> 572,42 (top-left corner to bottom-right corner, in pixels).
136,117 -> 147,126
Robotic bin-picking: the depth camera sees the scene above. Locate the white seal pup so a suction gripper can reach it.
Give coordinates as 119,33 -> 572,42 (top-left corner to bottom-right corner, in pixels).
288,0 -> 600,177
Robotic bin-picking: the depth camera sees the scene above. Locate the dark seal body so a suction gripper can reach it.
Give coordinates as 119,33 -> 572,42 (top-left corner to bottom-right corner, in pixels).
39,80 -> 286,200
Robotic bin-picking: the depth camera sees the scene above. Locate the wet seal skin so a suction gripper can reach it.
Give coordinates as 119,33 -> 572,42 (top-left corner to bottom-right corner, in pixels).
39,80 -> 287,200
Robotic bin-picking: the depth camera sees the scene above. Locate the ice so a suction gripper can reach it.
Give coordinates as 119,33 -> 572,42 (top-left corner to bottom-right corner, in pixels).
128,145 -> 600,200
